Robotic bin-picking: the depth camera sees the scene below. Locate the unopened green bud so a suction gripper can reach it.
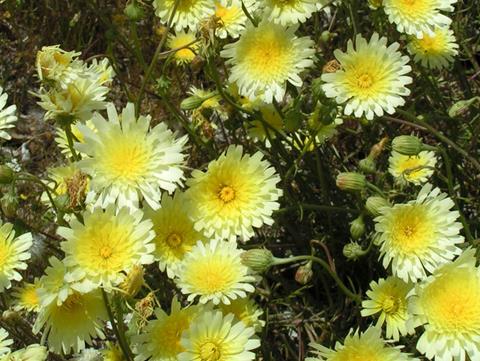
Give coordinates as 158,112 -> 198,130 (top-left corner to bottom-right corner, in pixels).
343,242 -> 365,260
358,156 -> 376,174
368,0 -> 383,9
124,0 -> 144,21
350,215 -> 365,240
240,249 -> 274,273
1,193 -> 17,218
336,172 -> 366,191
295,261 -> 313,285
180,95 -> 205,110
365,196 -> 391,217
319,30 -> 333,44
392,135 -> 423,156
0,165 -> 14,184
448,97 -> 479,118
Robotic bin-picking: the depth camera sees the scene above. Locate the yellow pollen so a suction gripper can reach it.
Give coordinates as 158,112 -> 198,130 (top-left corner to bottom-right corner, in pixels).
382,296 -> 400,313
218,186 -> 236,203
390,205 -> 433,253
166,233 -> 183,248
357,73 -> 374,89
99,246 -> 113,259
62,293 -> 83,311
199,342 -> 221,361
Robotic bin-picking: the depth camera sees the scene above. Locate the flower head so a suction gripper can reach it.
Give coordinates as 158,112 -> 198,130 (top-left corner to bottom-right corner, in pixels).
37,256 -> 83,307
132,297 -> 199,361
221,21 -> 315,103
76,102 -> 188,210
59,206 -> 155,291
307,326 -> 417,361
388,150 -> 437,184
167,31 -> 199,64
410,248 -> 480,361
176,240 -> 256,305
144,192 -> 205,279
218,297 -> 265,333
374,183 -> 464,282
0,344 -> 47,361
407,26 -> 459,69
322,33 -> 412,120
36,45 -> 82,85
214,0 -> 257,38
36,76 -> 109,122
153,0 -> 215,31
383,0 -> 457,38
0,87 -> 17,141
13,278 -> 42,312
0,221 -> 32,292
33,289 -> 107,354
260,0 -> 321,25
178,310 -> 260,361
361,276 -> 414,341
186,145 -> 282,242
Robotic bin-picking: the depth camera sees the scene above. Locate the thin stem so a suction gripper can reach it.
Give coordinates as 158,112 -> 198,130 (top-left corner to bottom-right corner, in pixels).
275,203 -> 358,214
273,255 -> 361,304
64,124 -> 80,162
102,289 -> 133,361
366,181 -> 386,197
397,109 -> 480,174
241,1 -> 257,26
135,0 -> 180,114
15,174 -> 58,215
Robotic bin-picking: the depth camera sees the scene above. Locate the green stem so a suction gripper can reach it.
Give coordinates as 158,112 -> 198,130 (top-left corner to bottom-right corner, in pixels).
15,174 -> 58,215
438,147 -> 474,243
102,289 -> 133,361
397,109 -> 480,174
241,1 -> 257,26
366,181 -> 386,197
275,203 -> 358,214
135,0 -> 180,115
64,124 -> 80,162
273,255 -> 361,304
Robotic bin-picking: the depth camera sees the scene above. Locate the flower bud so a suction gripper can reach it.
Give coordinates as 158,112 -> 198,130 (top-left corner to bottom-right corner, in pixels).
349,215 -> 365,240
120,265 -> 145,298
343,242 -> 365,260
240,249 -> 274,273
124,0 -> 145,21
392,135 -> 424,156
336,172 -> 366,191
181,95 -> 205,110
1,193 -> 17,218
295,261 -> 313,285
368,0 -> 383,9
358,156 -> 376,174
448,97 -> 479,118
0,165 -> 14,184
365,196 -> 391,217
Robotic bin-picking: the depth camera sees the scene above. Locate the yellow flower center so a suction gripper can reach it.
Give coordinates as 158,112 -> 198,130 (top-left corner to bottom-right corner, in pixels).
396,0 -> 435,17
75,219 -> 135,274
239,27 -> 293,83
166,233 -> 183,248
186,257 -> 240,294
102,141 -> 152,183
389,205 -> 434,254
150,312 -> 191,357
422,268 -> 480,334
356,73 -> 374,89
61,293 -> 83,312
396,156 -> 428,180
273,0 -> 298,6
67,83 -> 83,109
215,1 -> 242,25
99,246 -> 113,259
176,0 -> 196,11
199,342 -> 221,361
20,285 -> 40,310
381,295 -> 400,314
416,32 -> 446,54
218,185 -> 236,203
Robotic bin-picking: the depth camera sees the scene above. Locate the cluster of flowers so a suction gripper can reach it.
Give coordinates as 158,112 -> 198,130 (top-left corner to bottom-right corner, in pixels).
0,42 -> 284,360
0,0 -> 472,360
